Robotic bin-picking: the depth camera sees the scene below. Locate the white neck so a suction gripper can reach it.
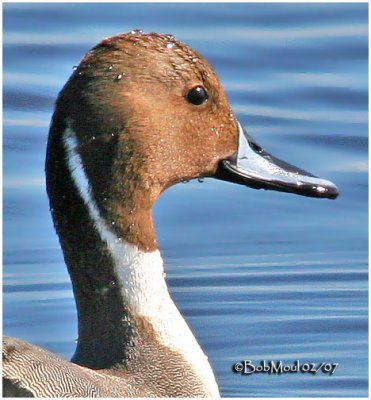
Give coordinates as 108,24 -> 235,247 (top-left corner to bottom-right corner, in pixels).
63,123 -> 220,397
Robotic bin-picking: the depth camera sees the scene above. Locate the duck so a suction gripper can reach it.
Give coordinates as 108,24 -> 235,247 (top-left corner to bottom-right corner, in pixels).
3,31 -> 338,398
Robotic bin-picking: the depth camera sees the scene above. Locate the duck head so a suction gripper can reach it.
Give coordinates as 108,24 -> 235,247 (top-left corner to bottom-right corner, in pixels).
47,32 -> 338,252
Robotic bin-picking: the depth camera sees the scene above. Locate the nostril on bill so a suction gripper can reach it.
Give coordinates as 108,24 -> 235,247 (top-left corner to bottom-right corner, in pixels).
248,140 -> 263,153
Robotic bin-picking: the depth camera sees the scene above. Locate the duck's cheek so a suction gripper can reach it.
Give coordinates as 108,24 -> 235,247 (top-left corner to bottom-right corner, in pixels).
214,128 -> 239,161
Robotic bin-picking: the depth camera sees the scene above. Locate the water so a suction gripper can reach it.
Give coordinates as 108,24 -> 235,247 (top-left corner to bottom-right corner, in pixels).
3,3 -> 368,397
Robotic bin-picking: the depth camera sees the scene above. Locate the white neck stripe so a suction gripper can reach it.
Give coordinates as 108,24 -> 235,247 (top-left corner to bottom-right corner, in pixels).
63,127 -> 117,250
62,122 -> 220,397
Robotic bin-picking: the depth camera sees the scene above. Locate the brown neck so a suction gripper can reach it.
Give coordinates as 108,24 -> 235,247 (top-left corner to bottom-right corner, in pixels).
100,190 -> 158,253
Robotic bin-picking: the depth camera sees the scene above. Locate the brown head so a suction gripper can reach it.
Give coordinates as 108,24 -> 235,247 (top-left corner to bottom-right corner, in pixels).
47,32 -> 338,253
49,33 -> 240,251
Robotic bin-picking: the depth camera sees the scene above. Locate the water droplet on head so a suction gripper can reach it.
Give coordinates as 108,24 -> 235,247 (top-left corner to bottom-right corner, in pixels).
92,136 -> 96,140
211,127 -> 220,137
109,281 -> 116,288
116,73 -> 124,81
130,29 -> 143,34
166,42 -> 175,49
181,179 -> 190,184
72,66 -> 78,71
111,221 -> 116,226
74,338 -> 78,344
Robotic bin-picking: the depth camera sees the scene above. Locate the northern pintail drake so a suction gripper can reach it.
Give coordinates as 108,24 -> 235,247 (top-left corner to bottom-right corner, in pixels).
3,32 -> 338,398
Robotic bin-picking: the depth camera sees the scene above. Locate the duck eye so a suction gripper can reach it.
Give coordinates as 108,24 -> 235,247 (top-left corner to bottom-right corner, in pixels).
186,86 -> 208,105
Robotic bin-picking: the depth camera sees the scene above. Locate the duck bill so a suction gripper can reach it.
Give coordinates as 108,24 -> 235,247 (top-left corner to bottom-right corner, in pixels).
216,122 -> 339,199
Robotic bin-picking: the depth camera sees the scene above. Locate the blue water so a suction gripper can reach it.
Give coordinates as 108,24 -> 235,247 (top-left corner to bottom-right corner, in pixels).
3,3 -> 368,397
